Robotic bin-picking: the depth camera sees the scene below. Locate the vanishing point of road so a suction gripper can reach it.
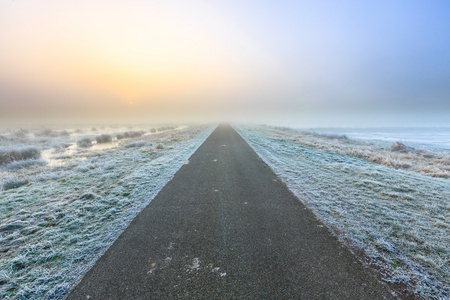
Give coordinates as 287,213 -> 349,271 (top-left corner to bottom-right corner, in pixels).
67,124 -> 395,299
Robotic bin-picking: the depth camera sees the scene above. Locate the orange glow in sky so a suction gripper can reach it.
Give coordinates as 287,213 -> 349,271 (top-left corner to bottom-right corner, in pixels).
1,0 -> 449,124
0,0 -> 275,120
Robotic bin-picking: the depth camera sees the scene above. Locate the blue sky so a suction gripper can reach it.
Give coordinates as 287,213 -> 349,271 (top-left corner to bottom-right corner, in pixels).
226,1 -> 450,103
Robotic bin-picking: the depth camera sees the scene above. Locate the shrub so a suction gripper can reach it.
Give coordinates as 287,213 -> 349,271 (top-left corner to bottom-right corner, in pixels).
95,134 -> 112,144
103,162 -> 115,170
76,166 -> 90,173
5,159 -> 46,171
156,143 -> 164,149
36,172 -> 60,182
124,141 -> 149,148
14,129 -> 29,139
308,132 -> 349,140
77,138 -> 92,148
391,141 -> 414,153
80,193 -> 95,200
37,129 -> 60,137
116,131 -> 145,140
59,130 -> 70,136
2,177 -> 29,190
0,221 -> 27,232
0,146 -> 41,166
130,131 -> 144,137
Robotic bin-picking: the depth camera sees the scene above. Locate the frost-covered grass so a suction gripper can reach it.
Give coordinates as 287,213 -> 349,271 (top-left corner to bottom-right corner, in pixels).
0,146 -> 41,166
2,177 -> 29,190
236,125 -> 449,300
3,159 -> 47,171
0,124 -> 213,299
259,126 -> 449,178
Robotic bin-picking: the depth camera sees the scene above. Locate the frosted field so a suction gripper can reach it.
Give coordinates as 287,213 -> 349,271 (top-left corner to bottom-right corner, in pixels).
237,125 -> 449,299
0,124 -> 213,299
309,125 -> 450,152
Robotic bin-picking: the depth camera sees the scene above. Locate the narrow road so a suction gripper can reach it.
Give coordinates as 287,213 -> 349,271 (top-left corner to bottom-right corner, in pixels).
67,124 -> 395,299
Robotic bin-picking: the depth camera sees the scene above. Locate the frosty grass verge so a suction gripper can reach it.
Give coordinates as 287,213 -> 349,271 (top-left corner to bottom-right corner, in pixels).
0,125 -> 213,299
236,125 -> 449,300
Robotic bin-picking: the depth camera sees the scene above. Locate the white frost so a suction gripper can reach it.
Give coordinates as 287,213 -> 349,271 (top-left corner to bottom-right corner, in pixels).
236,125 -> 449,300
0,124 -> 214,299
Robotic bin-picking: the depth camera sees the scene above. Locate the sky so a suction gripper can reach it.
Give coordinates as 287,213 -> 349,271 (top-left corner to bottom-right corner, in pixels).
1,0 -> 449,125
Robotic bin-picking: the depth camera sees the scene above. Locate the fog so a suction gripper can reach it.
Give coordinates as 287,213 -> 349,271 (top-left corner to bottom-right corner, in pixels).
1,0 -> 449,127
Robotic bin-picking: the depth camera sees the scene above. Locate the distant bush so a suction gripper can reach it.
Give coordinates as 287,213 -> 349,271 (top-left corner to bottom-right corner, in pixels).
116,131 -> 145,140
2,177 -> 29,190
156,143 -> 164,149
52,143 -> 71,152
59,130 -> 70,137
391,141 -> 414,153
0,146 -> 41,166
77,138 -> 92,148
14,129 -> 29,139
124,141 -> 149,148
309,132 -> 349,140
158,126 -> 176,132
95,134 -> 112,144
36,172 -> 60,182
40,129 -> 52,136
5,159 -> 46,171
150,128 -> 157,133
76,166 -> 90,173
133,130 -> 145,137
36,129 -> 60,137
17,128 -> 29,134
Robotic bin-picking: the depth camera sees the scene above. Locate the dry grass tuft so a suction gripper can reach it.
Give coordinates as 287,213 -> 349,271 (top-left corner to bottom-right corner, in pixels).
0,146 -> 41,166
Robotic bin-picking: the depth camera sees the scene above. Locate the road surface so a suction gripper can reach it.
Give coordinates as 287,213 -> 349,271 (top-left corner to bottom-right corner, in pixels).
67,124 -> 395,299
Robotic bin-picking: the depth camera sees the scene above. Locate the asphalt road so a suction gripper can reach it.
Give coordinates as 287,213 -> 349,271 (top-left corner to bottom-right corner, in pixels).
67,124 -> 395,299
